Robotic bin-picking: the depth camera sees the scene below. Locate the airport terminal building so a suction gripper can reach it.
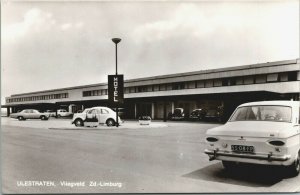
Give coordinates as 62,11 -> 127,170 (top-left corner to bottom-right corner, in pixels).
4,59 -> 300,121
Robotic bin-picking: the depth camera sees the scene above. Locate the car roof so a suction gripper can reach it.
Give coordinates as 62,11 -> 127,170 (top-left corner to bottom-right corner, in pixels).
23,109 -> 38,111
90,106 -> 111,109
238,100 -> 299,107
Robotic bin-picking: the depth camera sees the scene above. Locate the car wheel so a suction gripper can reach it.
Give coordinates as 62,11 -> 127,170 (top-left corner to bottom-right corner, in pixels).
18,116 -> 24,121
40,116 -> 47,120
287,151 -> 300,177
222,161 -> 236,169
74,119 -> 84,127
106,119 -> 115,127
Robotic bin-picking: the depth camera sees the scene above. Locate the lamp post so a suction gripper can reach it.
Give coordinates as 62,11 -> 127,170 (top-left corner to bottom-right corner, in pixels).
112,38 -> 121,127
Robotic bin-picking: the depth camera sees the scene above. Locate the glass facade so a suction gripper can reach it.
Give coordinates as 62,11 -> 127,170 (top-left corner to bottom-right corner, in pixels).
6,71 -> 299,101
7,93 -> 68,103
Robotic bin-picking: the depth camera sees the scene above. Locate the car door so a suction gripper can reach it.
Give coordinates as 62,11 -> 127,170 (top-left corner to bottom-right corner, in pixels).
86,109 -> 100,122
100,109 -> 110,124
22,110 -> 30,119
26,110 -> 34,119
32,110 -> 40,119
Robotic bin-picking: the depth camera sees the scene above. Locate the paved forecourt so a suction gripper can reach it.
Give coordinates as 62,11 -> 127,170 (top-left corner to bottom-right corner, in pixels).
1,117 -> 300,193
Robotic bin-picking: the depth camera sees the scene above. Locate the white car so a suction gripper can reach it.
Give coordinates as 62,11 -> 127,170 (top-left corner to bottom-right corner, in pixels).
71,106 -> 122,127
57,109 -> 73,117
44,110 -> 56,117
205,101 -> 300,176
10,109 -> 50,120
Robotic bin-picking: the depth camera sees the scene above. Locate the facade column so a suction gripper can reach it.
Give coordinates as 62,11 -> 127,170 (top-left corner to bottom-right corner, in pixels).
134,103 -> 137,119
163,101 -> 167,122
55,103 -> 58,117
151,103 -> 155,119
69,104 -> 75,113
7,107 -> 10,117
171,101 -> 175,113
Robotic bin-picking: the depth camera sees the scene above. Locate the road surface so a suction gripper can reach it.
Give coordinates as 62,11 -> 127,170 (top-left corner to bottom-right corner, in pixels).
2,118 -> 300,193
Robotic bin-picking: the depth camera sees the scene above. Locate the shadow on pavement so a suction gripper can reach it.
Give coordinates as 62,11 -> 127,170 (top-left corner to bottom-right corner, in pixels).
183,162 -> 286,187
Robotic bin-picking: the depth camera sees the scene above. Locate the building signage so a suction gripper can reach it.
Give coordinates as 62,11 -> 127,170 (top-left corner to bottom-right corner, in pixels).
108,75 -> 124,105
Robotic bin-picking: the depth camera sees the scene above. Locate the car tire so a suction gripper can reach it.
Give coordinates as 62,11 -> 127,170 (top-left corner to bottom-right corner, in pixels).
57,114 -> 61,118
18,116 -> 24,121
106,119 -> 115,127
74,119 -> 84,127
40,116 -> 47,120
287,151 -> 300,177
222,161 -> 236,169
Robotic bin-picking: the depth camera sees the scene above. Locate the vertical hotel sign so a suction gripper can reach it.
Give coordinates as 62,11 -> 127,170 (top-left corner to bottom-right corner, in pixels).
108,75 -> 124,106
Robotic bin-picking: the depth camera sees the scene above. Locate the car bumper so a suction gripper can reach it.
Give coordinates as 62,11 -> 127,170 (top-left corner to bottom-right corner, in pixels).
204,149 -> 291,162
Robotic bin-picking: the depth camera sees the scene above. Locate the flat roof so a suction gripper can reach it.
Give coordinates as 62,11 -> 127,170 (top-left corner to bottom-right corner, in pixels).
10,58 -> 299,97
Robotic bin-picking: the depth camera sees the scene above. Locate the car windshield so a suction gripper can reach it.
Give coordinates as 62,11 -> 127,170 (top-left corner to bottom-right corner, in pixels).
230,105 -> 292,122
82,109 -> 90,113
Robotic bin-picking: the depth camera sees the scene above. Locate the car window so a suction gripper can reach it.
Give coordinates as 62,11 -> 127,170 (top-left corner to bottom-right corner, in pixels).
230,106 -> 292,122
88,109 -> 97,115
32,110 -> 39,113
101,109 -> 109,114
96,109 -> 101,114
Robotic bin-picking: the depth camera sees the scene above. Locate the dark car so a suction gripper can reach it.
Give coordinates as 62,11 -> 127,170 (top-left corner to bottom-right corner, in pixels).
169,108 -> 186,120
204,106 -> 224,122
189,108 -> 207,121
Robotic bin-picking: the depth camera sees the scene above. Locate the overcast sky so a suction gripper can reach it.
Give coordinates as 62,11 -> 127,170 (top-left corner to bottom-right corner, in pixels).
2,0 -> 299,104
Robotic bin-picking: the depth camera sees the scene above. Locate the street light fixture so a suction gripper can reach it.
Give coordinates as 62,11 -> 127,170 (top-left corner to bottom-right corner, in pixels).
112,38 -> 121,75
112,38 -> 121,127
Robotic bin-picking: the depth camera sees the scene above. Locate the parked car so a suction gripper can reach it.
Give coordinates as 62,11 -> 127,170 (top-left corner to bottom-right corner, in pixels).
205,101 -> 300,176
138,116 -> 151,125
57,109 -> 73,118
10,109 -> 50,121
189,108 -> 207,121
71,106 -> 122,127
168,108 -> 186,120
204,106 -> 223,122
44,110 -> 56,117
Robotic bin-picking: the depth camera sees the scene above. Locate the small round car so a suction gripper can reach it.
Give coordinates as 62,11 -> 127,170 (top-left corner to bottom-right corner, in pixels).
71,106 -> 122,127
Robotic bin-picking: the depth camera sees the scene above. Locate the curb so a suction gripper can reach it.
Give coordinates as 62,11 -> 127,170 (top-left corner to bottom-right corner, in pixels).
49,124 -> 168,131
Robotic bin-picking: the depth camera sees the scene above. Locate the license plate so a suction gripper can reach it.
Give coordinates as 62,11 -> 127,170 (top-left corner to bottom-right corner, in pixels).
231,145 -> 254,153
